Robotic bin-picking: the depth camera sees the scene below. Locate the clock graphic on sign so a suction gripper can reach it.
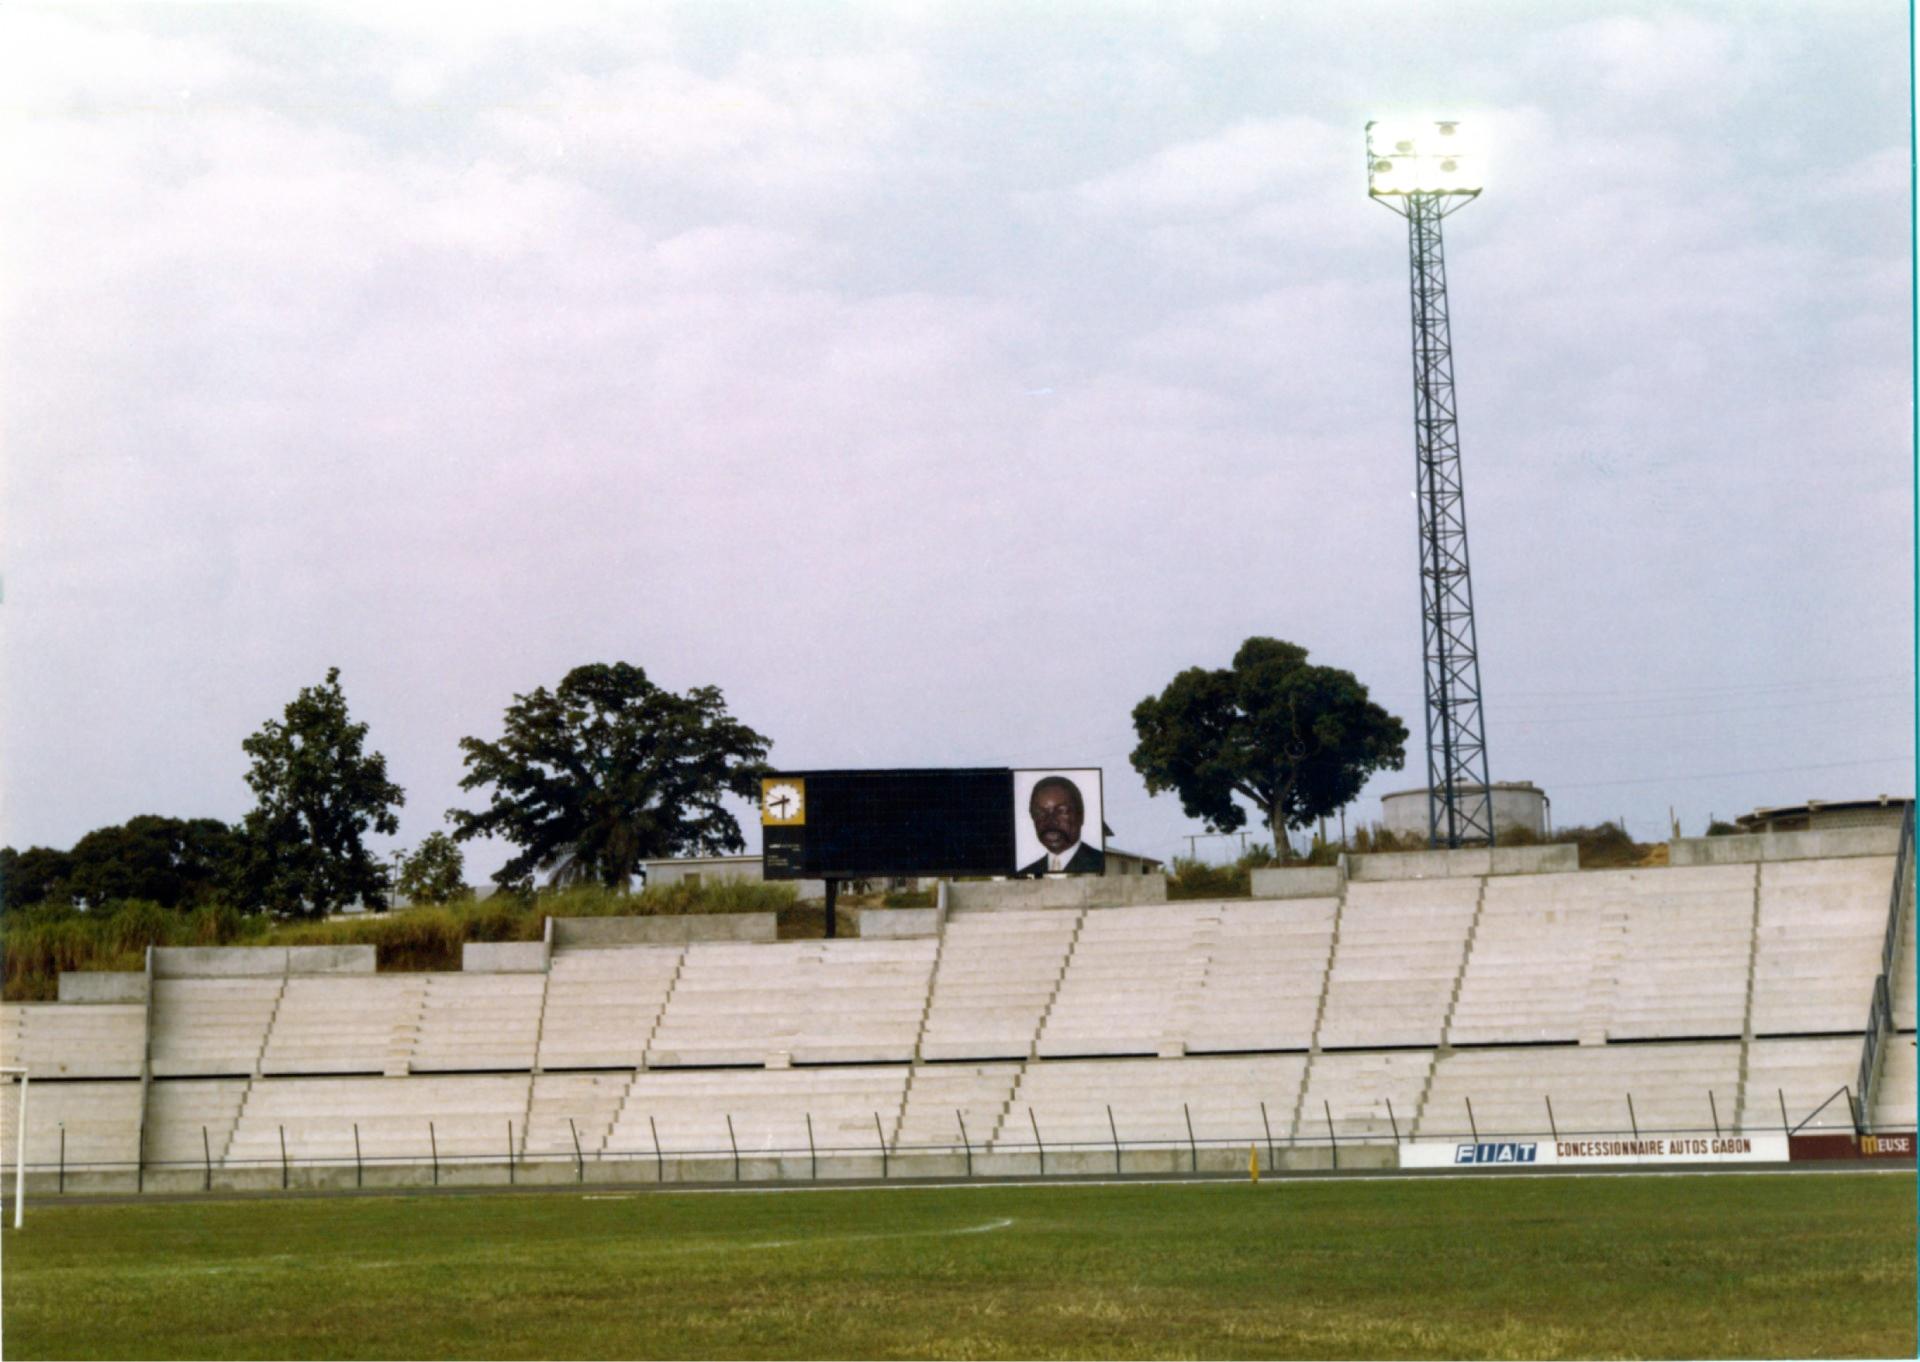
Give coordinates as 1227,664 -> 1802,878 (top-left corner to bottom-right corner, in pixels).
761,779 -> 806,826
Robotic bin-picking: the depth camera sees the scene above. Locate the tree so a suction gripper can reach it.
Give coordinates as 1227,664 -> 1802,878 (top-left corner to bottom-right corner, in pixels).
233,667 -> 405,917
1130,637 -> 1408,852
66,815 -> 240,910
394,831 -> 470,905
0,846 -> 77,910
448,662 -> 771,891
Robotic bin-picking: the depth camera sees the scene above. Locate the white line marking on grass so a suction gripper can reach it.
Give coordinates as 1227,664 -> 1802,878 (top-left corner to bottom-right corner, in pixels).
748,1217 -> 1014,1250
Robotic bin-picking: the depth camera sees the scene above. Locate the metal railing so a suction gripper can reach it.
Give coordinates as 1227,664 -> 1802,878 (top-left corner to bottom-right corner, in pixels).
2,1084 -> 1886,1192
1855,803 -> 1915,1131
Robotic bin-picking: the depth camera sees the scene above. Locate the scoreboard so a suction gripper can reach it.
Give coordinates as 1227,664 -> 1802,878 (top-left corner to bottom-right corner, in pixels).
761,768 -> 1105,879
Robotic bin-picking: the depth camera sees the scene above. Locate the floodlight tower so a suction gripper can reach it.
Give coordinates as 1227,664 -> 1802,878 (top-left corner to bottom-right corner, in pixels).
1367,119 -> 1495,848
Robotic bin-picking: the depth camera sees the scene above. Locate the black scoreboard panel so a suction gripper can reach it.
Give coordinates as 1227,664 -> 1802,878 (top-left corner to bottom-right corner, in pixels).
763,768 -> 1014,879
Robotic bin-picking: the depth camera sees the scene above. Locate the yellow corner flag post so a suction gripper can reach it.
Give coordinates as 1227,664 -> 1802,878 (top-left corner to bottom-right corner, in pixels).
1249,1144 -> 1259,1183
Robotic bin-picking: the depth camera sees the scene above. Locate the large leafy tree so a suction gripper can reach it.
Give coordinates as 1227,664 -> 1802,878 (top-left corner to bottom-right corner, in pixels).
234,667 -> 405,917
449,662 -> 771,891
67,815 -> 240,910
1131,637 -> 1409,849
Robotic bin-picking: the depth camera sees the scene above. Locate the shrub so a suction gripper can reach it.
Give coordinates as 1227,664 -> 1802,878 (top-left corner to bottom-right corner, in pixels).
1166,857 -> 1250,901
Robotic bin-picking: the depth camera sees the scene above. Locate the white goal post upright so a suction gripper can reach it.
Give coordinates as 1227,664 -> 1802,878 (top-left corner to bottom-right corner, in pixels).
2,1067 -> 25,1228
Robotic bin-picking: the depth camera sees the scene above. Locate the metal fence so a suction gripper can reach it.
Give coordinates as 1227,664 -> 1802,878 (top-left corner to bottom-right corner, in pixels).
2,1083 -> 1890,1193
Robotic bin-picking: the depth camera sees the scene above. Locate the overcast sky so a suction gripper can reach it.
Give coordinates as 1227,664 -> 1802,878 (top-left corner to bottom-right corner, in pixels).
2,2 -> 1911,881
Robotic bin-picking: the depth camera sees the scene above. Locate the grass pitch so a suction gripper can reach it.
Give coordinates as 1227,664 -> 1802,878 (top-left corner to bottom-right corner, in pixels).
3,1172 -> 1913,1359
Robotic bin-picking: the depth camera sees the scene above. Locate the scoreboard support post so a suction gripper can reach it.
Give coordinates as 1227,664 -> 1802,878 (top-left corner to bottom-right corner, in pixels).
824,879 -> 838,940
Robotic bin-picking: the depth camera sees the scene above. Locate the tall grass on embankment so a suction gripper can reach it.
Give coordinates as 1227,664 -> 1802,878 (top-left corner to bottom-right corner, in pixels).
0,880 -> 798,1001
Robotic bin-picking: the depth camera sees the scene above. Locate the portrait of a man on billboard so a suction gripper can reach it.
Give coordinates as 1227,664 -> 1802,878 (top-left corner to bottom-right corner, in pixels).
1012,769 -> 1105,875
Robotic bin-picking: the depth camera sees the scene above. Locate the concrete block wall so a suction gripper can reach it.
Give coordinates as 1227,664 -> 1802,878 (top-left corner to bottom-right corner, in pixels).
1669,826 -> 1902,866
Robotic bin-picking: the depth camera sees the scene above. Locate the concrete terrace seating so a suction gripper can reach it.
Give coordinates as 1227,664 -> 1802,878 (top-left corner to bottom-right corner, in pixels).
1416,1042 -> 1740,1140
1448,877 -> 1603,1044
408,973 -> 544,1072
538,946 -> 683,1070
1601,867 -> 1755,1041
1749,857 -> 1895,1036
606,1065 -> 910,1157
225,1075 -> 532,1166
647,939 -> 936,1066
1179,899 -> 1338,1054
1,1003 -> 147,1079
1298,1050 -> 1433,1140
144,1078 -> 251,1166
260,976 -> 419,1075
149,978 -> 281,1077
1742,1036 -> 1861,1133
0,1080 -> 142,1170
997,1055 -> 1309,1152
1036,905 -> 1205,1056
1317,880 -> 1479,1049
893,1062 -> 1022,1152
918,910 -> 1080,1061
521,1071 -> 636,1158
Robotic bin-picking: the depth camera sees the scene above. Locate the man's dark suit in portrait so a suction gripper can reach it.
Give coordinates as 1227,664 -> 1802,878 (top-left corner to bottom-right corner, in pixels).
1016,775 -> 1106,875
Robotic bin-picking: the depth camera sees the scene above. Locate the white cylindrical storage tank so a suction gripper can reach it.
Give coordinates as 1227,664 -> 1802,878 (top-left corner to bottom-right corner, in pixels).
1380,781 -> 1550,840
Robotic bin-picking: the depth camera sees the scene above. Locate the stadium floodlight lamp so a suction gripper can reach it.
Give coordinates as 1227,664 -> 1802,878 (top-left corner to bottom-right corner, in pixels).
1366,118 -> 1483,199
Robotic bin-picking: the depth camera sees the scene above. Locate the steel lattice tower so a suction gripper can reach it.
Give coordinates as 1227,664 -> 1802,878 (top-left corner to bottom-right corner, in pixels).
1368,121 -> 1494,848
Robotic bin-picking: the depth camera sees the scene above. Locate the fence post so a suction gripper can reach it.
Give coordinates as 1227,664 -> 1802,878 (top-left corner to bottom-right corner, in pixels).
1323,1101 -> 1338,1171
726,1114 -> 741,1183
429,1121 -> 439,1187
200,1126 -> 209,1192
806,1113 -> 816,1182
1708,1090 -> 1721,1139
1385,1098 -> 1401,1146
279,1125 -> 289,1190
1260,1101 -> 1275,1169
1465,1096 -> 1479,1144
569,1118 -> 583,1183
956,1111 -> 971,1179
650,1116 -> 663,1184
507,1121 -> 515,1185
352,1123 -> 362,1188
874,1113 -> 888,1180
1028,1108 -> 1045,1177
1626,1093 -> 1639,1140
62,1124 -> 70,1196
1183,1102 -> 1198,1174
1545,1095 -> 1559,1143
1106,1104 -> 1122,1175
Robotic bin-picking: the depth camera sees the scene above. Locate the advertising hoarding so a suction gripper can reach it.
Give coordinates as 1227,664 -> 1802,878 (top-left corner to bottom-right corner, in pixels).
1400,1133 -> 1788,1169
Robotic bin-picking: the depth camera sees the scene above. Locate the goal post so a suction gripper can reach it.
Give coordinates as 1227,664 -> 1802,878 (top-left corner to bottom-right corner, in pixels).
2,1067 -> 26,1228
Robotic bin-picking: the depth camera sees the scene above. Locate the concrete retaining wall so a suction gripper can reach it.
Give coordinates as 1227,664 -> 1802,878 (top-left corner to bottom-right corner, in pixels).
286,946 -> 377,975
150,946 -> 376,977
461,941 -> 548,973
1669,826 -> 1902,866
56,972 -> 149,1004
1250,866 -> 1346,899
1344,844 -> 1578,881
853,908 -> 942,939
550,914 -> 778,948
947,875 -> 1168,913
